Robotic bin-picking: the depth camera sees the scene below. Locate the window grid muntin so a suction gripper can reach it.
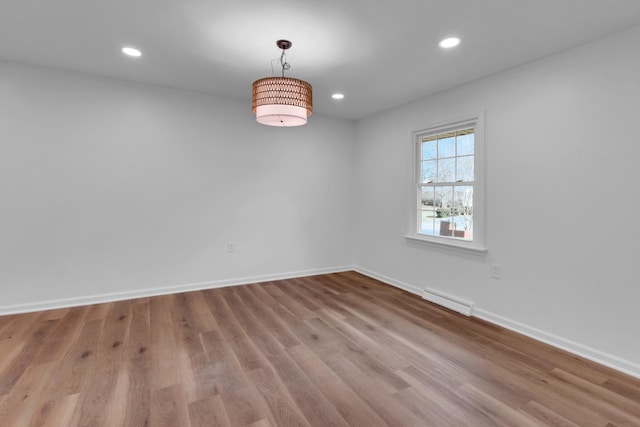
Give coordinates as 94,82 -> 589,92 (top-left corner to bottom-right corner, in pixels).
417,127 -> 475,241
420,128 -> 474,184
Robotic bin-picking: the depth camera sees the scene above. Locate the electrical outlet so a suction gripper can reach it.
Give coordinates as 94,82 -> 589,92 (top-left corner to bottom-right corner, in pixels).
491,264 -> 502,279
227,241 -> 236,253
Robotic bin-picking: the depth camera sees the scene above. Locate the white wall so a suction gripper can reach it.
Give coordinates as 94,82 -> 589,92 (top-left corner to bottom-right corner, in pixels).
353,25 -> 640,374
0,62 -> 355,309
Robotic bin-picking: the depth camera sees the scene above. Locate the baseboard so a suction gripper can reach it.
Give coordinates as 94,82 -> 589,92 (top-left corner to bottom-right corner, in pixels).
422,288 -> 474,316
354,266 -> 640,380
353,267 -> 422,296
474,308 -> 640,379
0,265 -> 355,316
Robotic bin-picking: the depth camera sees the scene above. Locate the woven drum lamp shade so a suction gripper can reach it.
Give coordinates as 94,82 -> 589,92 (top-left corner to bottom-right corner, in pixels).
252,77 -> 312,127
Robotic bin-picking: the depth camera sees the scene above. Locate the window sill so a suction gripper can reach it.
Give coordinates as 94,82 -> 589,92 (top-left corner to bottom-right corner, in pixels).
405,234 -> 488,255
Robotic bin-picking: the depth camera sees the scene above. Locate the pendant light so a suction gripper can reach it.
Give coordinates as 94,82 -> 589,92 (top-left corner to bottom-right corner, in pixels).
252,40 -> 313,127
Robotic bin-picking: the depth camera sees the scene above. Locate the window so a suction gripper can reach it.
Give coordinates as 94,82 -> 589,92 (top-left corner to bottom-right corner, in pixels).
407,115 -> 486,252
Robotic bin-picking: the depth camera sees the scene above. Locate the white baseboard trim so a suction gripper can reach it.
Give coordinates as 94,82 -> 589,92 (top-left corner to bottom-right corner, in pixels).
474,308 -> 640,379
353,267 -> 422,296
422,288 -> 474,316
353,266 -> 640,380
0,265 -> 355,316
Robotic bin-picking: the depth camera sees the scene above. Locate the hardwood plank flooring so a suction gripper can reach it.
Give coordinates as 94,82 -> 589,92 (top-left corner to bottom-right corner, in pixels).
0,271 -> 639,426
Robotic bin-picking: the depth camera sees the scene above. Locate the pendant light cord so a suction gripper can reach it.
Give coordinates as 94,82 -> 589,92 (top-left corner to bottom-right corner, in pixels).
270,49 -> 291,77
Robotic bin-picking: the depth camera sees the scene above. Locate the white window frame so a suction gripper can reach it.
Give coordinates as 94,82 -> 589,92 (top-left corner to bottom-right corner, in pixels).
406,113 -> 487,253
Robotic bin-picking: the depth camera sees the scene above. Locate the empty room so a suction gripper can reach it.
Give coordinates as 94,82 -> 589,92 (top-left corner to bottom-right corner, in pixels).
1,0 -> 640,426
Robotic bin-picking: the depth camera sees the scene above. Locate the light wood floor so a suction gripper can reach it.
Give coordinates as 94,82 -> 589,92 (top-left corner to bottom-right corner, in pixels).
0,272 -> 639,426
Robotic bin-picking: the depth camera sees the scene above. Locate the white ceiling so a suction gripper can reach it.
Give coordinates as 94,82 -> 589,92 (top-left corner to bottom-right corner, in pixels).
2,0 -> 640,120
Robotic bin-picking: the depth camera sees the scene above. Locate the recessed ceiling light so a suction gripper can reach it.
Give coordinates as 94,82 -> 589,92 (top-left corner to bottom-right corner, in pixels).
332,93 -> 345,100
439,37 -> 461,49
122,47 -> 142,57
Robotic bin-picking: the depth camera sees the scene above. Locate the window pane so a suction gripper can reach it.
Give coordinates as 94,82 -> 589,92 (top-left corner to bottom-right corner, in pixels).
420,210 -> 436,235
422,140 -> 437,160
438,158 -> 455,182
420,187 -> 435,208
456,155 -> 474,182
435,186 -> 453,236
457,132 -> 474,156
419,187 -> 436,235
421,160 -> 436,183
438,136 -> 455,158
452,186 -> 473,240
435,186 -> 453,209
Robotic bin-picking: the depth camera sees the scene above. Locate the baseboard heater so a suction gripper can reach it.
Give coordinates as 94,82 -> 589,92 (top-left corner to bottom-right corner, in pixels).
422,288 -> 474,316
